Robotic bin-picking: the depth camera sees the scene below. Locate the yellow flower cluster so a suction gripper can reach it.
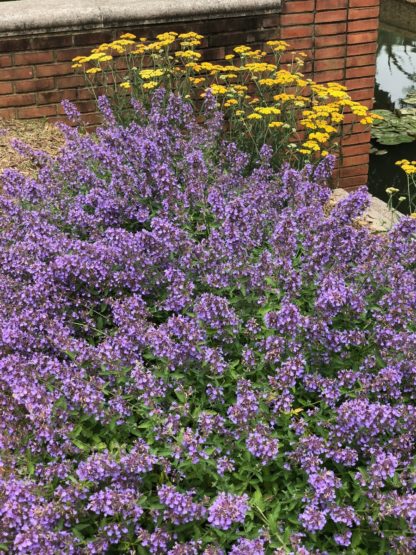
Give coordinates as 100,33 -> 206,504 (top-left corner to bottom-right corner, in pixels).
73,30 -> 375,163
395,159 -> 416,175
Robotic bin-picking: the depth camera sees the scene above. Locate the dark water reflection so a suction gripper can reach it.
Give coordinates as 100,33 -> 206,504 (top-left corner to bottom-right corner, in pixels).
369,24 -> 416,211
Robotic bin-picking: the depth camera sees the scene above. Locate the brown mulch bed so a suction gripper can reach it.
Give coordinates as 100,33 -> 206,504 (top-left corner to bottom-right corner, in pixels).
0,118 -> 65,178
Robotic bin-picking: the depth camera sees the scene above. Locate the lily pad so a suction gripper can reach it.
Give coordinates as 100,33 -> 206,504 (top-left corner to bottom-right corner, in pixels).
403,93 -> 416,105
399,108 -> 416,116
370,109 -> 416,145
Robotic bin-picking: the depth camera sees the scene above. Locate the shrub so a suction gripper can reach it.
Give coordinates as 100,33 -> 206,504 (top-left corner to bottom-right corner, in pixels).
72,32 -> 380,168
0,94 -> 415,554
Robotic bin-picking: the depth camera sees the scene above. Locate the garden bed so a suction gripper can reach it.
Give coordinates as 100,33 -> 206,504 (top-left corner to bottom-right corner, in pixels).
0,117 -> 63,176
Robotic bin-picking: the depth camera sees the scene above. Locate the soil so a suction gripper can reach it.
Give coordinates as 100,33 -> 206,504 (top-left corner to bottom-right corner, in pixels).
0,118 -> 64,178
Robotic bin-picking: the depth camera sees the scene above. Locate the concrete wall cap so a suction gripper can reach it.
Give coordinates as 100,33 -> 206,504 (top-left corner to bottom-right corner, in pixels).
0,0 -> 282,35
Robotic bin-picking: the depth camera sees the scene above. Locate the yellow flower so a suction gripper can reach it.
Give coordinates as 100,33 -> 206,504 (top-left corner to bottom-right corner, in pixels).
235,110 -> 245,117
142,81 -> 158,89
139,69 -> 165,79
120,33 -> 136,40
175,50 -> 202,60
178,32 -> 203,40
208,84 -> 228,95
234,45 -> 252,54
268,121 -> 284,129
385,187 -> 400,195
224,99 -> 238,108
410,213 -> 416,219
247,113 -> 262,120
273,93 -> 295,103
98,55 -> 113,63
298,149 -> 312,155
302,140 -> 320,151
225,54 -> 235,60
120,81 -> 131,89
131,46 -> 146,55
266,40 -> 289,52
245,62 -> 276,73
254,106 -> 281,116
72,63 -> 82,69
189,77 -> 205,86
85,67 -> 102,74
309,132 -> 330,143
360,116 -> 375,125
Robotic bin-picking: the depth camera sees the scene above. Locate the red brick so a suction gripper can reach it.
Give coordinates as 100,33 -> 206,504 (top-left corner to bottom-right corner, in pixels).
57,100 -> 96,115
350,0 -> 379,6
56,74 -> 85,89
348,31 -> 378,45
73,31 -> 114,46
345,76 -> 375,90
315,58 -> 345,72
281,26 -> 315,40
314,69 -> 345,83
17,105 -> 57,119
346,53 -> 376,68
282,37 -> 314,51
342,153 -> 370,167
342,131 -> 371,146
202,16 -> 260,34
343,144 -> 371,157
350,6 -> 380,20
315,35 -> 346,48
315,22 -> 347,36
77,87 -> 101,100
0,107 -> 16,118
14,51 -> 54,66
0,38 -> 31,52
349,88 -> 376,102
280,13 -> 314,26
0,54 -> 12,68
0,93 -> 36,107
315,10 -> 347,23
37,89 -> 77,104
346,65 -> 376,79
56,47 -> 93,62
262,16 -> 282,28
15,77 -> 55,93
204,47 -> 226,61
0,82 -> 13,95
347,42 -> 377,56
36,63 -> 73,78
340,164 -> 370,177
316,0 -> 348,8
31,35 -> 73,50
348,19 -> 379,33
315,46 -> 346,60
0,67 -> 33,81
282,0 -> 315,13
338,175 -> 368,189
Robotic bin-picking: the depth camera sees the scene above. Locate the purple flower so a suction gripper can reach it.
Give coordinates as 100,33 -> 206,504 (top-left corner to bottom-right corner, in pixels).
208,493 -> 249,530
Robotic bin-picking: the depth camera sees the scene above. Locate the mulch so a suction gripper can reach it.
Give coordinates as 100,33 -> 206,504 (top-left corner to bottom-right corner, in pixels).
0,118 -> 65,178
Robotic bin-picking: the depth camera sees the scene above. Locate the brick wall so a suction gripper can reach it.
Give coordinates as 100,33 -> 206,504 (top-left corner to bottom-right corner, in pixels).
280,0 -> 380,191
0,0 -> 380,190
0,14 -> 280,125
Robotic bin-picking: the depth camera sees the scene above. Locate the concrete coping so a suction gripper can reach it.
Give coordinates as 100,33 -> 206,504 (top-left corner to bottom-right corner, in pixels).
0,0 -> 282,36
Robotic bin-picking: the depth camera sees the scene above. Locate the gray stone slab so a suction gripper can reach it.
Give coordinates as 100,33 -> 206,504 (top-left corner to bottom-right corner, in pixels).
0,0 -> 281,35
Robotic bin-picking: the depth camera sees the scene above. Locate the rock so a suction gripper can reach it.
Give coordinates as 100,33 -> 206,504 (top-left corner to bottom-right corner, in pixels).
329,188 -> 403,232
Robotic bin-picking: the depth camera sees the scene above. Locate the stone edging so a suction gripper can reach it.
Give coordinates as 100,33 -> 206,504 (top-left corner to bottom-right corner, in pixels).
0,0 -> 282,36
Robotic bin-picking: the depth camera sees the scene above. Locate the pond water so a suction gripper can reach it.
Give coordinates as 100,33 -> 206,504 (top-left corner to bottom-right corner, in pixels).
369,23 -> 416,211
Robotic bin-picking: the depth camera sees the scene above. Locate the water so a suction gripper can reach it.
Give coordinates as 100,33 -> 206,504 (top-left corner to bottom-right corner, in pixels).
369,24 -> 416,211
